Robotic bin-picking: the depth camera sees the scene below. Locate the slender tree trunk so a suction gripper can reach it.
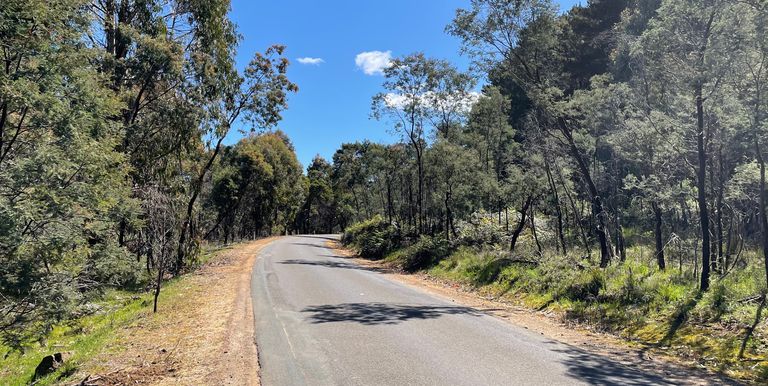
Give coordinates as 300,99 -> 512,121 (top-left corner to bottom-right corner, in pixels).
510,196 -> 533,252
545,158 -> 567,255
652,201 -> 666,270
708,156 -> 719,274
716,143 -> 726,272
557,166 -> 590,256
444,189 -> 451,241
530,205 -> 543,256
725,210 -> 733,271
386,178 -> 393,224
417,150 -> 424,234
696,84 -> 711,291
614,213 -> 626,262
560,120 -> 612,267
153,266 -> 163,313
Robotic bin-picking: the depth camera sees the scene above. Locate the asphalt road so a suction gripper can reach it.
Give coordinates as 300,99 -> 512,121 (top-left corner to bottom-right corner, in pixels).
251,235 -> 701,386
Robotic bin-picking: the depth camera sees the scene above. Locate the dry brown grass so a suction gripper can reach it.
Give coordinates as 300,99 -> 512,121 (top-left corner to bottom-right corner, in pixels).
72,238 -> 277,386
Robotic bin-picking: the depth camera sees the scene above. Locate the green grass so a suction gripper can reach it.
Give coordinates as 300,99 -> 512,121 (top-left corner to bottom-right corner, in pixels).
0,290 -> 150,385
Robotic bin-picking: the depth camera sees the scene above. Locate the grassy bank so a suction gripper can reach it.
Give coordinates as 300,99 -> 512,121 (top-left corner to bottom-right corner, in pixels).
342,217 -> 768,382
0,244 -> 232,385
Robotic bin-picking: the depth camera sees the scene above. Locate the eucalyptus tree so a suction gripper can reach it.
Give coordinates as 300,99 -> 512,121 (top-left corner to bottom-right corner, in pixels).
464,87 -> 517,216
426,139 -> 482,240
299,156 -> 335,234
87,0 -> 298,271
372,54 -> 471,234
206,131 -> 304,240
206,136 -> 272,243
176,45 -> 297,270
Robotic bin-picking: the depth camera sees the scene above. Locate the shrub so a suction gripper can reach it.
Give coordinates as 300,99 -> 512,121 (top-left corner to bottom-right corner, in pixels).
454,212 -> 507,247
561,268 -> 605,301
342,216 -> 400,260
432,247 -> 506,285
391,236 -> 452,272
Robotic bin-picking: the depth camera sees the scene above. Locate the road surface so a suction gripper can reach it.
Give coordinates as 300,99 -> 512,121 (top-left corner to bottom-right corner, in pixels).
251,235 -> 707,385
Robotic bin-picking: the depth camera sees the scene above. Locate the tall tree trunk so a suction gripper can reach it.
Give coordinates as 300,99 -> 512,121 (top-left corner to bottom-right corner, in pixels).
652,201 -> 666,270
407,176 -> 414,231
557,166 -> 590,256
530,205 -> 543,256
386,178 -> 393,224
560,119 -> 612,267
725,210 -> 733,271
614,213 -> 627,262
153,265 -> 163,313
716,142 -> 726,272
444,189 -> 451,241
510,196 -> 533,252
757,137 -> 768,289
413,143 -> 424,234
545,158 -> 567,255
696,84 -> 711,292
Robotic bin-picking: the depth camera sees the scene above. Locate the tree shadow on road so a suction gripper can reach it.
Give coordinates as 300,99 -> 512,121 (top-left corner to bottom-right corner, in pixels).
279,259 -> 386,273
289,242 -> 329,248
296,235 -> 339,242
301,302 -> 484,325
545,340 -> 740,386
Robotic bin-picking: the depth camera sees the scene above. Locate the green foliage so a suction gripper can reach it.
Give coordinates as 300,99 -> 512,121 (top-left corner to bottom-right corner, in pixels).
207,131 -> 304,241
386,236 -> 452,273
0,0 -> 140,348
341,216 -> 401,259
454,213 -> 507,247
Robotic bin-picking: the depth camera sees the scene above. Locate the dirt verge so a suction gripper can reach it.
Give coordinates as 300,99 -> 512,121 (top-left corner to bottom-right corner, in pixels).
72,238 -> 276,386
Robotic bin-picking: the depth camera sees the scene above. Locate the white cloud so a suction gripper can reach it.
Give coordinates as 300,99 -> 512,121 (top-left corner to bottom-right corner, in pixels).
384,91 -> 481,114
355,50 -> 392,75
297,57 -> 324,65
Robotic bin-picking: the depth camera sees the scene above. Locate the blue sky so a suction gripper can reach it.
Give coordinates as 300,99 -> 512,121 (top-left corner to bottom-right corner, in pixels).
227,0 -> 582,169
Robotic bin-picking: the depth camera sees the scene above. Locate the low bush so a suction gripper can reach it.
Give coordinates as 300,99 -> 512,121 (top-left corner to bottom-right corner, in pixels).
387,236 -> 452,272
454,212 -> 508,247
341,216 -> 400,260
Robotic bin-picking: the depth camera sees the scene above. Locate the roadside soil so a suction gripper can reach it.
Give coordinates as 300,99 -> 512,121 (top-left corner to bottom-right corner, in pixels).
72,237 -> 276,386
328,240 -> 744,385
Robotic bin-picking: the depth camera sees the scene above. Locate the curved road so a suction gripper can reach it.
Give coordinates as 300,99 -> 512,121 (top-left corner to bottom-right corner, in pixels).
251,235 -> 714,385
